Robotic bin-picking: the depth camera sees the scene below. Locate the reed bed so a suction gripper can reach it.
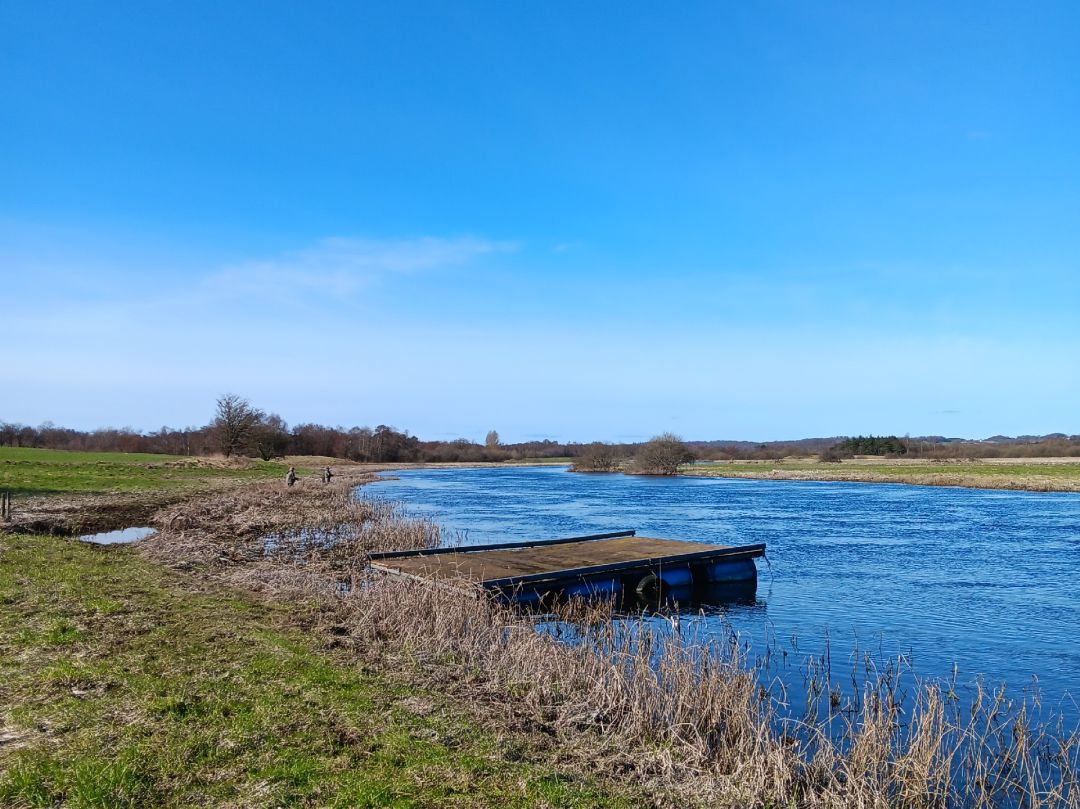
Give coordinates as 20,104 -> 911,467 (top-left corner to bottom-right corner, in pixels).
144,478 -> 437,568
145,482 -> 1080,808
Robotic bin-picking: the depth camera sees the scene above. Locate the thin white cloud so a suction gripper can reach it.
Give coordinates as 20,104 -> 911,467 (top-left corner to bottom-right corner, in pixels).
203,236 -> 517,300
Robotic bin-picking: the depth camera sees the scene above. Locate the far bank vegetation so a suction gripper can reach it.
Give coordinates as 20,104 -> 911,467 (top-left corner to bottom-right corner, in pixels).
819,434 -> 908,462
570,442 -> 621,472
571,434 -> 695,475
4,397 -> 1080,465
631,432 -> 696,475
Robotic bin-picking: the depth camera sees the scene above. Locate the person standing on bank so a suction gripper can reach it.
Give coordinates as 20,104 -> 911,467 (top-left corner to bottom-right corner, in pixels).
323,466 -> 333,484
286,466 -> 298,487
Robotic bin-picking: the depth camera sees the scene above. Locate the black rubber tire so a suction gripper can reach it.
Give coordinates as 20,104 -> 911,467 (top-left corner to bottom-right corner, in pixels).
634,572 -> 661,600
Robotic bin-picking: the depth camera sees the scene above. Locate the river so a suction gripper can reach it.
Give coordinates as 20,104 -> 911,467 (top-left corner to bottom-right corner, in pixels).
370,465 -> 1080,722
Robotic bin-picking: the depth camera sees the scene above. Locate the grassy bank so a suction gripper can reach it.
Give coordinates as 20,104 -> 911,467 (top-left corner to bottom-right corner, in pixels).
0,534 -> 636,808
682,456 -> 1080,492
0,447 -> 287,496
0,447 -> 375,536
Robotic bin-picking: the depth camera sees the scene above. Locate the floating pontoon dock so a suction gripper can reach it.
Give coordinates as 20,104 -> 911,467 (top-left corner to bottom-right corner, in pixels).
369,530 -> 766,605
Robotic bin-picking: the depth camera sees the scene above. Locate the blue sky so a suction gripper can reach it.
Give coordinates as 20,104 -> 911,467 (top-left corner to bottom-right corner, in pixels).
2,1 -> 1078,442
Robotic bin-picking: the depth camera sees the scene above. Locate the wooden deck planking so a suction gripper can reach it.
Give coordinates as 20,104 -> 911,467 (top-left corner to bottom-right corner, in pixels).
372,536 -> 730,587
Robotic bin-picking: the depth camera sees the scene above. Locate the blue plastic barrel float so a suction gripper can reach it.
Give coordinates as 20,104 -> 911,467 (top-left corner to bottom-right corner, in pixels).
498,578 -> 622,607
631,558 -> 758,605
562,577 -> 621,601
498,557 -> 757,608
694,558 -> 757,584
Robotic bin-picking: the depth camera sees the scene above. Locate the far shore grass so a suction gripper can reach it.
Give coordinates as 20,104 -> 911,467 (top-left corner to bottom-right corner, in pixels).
681,456 -> 1080,492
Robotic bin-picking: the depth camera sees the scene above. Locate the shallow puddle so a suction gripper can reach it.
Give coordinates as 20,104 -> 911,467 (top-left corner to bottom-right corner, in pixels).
78,526 -> 156,544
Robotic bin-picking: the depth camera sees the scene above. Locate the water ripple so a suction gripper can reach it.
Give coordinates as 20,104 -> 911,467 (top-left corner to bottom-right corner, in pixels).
371,466 -> 1080,721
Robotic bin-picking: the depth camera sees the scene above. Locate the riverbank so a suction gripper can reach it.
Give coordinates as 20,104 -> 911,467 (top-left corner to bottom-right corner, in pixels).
5,450 -> 1078,807
0,447 -> 384,535
680,456 -> 1080,492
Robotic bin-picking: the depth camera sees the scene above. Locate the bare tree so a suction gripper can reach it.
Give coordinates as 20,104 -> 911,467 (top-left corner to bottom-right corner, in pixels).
571,442 -> 620,472
632,432 -> 695,475
213,394 -> 265,457
252,413 -> 290,461
485,430 -> 500,449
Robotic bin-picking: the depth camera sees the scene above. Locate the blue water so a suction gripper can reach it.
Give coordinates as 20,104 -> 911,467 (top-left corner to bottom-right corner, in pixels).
370,466 -> 1080,721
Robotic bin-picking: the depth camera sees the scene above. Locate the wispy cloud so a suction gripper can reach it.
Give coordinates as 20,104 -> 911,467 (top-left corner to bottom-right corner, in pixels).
204,236 -> 517,300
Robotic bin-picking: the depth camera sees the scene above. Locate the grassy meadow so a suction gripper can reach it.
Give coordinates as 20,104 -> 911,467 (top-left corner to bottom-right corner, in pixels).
0,534 -> 630,808
0,447 -> 287,496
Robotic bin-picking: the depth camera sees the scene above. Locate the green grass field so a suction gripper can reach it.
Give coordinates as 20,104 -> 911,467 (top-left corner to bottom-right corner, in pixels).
684,458 -> 1080,488
0,447 -> 286,496
0,534 -> 634,808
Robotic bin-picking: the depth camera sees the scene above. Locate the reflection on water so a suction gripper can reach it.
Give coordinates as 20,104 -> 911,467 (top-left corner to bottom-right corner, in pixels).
630,579 -> 762,611
78,526 -> 156,544
369,465 -> 1080,725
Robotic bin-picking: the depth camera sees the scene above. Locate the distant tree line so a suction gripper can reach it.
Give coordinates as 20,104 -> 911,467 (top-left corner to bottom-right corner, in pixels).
0,395 -> 570,464
819,433 -> 1080,462
3,399 -> 1078,462
841,435 -> 907,456
900,435 -> 1080,459
689,438 -> 840,462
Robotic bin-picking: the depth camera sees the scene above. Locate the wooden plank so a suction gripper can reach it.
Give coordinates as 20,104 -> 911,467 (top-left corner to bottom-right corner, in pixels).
367,529 -> 636,560
374,536 -> 715,583
481,543 -> 766,590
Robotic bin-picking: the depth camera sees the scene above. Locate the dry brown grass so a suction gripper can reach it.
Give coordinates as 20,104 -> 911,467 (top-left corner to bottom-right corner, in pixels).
4,490 -> 184,536
140,479 -> 1080,809
684,456 -> 1080,493
691,467 -> 1080,493
334,580 -> 1080,808
144,476 -> 427,569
